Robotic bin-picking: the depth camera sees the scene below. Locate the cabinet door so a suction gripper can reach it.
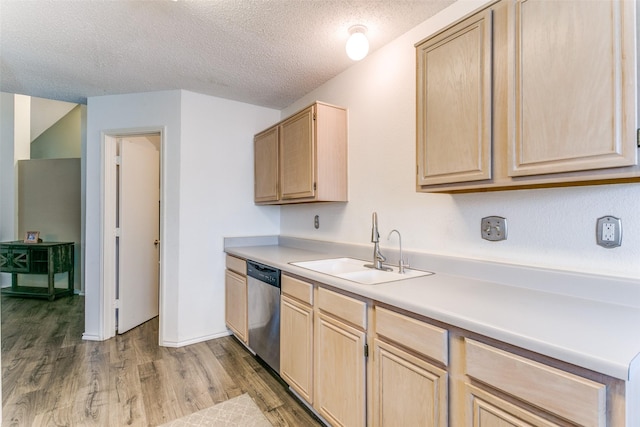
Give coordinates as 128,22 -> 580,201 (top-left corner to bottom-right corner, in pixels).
416,9 -> 493,186
373,339 -> 447,427
280,106 -> 315,200
254,126 -> 279,203
466,384 -> 561,427
0,247 -> 30,273
280,294 -> 313,404
315,311 -> 366,427
225,269 -> 248,343
508,0 -> 636,176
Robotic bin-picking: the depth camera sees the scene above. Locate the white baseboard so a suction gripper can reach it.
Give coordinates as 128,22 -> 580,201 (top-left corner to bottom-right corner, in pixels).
82,333 -> 103,341
160,330 -> 231,348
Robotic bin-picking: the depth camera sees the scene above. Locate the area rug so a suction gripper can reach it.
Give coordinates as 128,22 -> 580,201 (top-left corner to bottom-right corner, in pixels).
158,393 -> 272,427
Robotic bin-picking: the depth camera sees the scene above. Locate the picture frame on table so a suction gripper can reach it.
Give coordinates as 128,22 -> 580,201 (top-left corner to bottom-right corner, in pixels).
24,231 -> 40,243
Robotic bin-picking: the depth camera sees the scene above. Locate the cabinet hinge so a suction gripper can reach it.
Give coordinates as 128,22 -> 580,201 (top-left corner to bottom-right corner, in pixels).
114,228 -> 121,237
637,128 -> 640,147
115,155 -> 122,165
364,343 -> 369,358
313,113 -> 317,120
114,299 -> 120,309
313,182 -> 317,191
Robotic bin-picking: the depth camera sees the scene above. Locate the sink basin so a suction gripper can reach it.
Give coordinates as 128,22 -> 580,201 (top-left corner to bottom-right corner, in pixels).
290,257 -> 433,285
338,267 -> 431,285
291,257 -> 372,275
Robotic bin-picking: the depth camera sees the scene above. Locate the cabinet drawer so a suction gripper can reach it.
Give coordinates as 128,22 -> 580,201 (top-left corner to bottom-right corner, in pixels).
465,338 -> 606,427
225,254 -> 246,276
282,274 -> 313,305
318,287 -> 367,330
375,307 -> 448,366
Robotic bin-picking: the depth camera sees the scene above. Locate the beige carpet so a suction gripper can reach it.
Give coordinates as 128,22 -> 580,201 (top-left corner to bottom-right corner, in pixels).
158,393 -> 272,427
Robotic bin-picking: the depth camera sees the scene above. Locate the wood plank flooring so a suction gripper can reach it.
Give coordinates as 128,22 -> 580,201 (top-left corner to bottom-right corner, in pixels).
1,295 -> 323,426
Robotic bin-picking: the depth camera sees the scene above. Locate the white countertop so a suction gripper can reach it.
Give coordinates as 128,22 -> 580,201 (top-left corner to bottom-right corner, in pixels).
225,240 -> 640,381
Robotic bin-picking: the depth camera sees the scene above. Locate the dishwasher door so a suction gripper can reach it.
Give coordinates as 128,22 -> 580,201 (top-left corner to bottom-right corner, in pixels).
247,261 -> 281,373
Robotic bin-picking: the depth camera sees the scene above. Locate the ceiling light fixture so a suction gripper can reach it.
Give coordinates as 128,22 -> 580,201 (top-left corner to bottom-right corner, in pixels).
346,25 -> 369,61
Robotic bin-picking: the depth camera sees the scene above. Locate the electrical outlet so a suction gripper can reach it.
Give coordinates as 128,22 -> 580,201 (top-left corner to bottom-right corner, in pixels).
481,216 -> 507,241
596,216 -> 622,248
314,215 -> 320,229
602,223 -> 616,241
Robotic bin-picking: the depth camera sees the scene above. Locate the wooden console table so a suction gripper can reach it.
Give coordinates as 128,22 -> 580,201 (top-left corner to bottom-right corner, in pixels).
0,241 -> 74,301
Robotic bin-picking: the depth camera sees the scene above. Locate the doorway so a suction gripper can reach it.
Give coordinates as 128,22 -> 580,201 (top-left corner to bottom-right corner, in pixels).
101,129 -> 163,339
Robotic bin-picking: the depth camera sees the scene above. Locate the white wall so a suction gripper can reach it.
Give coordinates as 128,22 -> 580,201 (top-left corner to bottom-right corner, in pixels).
176,91 -> 280,342
85,90 -> 280,344
0,93 -> 31,286
17,158 -> 82,288
279,0 -> 640,281
0,93 -> 16,288
0,93 -> 17,244
30,97 -> 77,141
31,104 -> 84,159
85,90 -> 181,341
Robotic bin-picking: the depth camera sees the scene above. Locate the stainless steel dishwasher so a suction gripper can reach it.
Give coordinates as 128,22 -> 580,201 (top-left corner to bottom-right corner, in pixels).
246,260 -> 281,373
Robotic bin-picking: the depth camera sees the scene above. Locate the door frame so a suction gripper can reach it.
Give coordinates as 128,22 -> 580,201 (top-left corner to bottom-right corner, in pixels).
100,127 -> 165,342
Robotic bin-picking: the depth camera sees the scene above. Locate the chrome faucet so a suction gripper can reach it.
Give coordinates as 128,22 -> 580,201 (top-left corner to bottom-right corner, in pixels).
366,212 -> 391,271
388,229 -> 408,274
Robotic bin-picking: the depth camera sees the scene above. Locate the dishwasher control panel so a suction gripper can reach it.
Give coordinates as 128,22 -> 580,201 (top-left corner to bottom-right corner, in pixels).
247,260 -> 281,288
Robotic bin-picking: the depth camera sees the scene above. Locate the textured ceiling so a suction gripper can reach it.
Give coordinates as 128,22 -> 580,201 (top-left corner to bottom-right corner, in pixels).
1,0 -> 454,109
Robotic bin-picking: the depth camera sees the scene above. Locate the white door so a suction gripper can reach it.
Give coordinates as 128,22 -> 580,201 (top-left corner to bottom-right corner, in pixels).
118,136 -> 160,334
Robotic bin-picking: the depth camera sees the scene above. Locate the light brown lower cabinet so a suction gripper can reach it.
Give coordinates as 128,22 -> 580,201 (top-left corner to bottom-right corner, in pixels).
466,383 -> 562,427
273,278 -> 634,427
315,311 -> 367,427
280,274 -> 314,404
224,256 -> 247,344
464,338 -> 608,427
373,339 -> 448,426
315,287 -> 368,427
373,306 -> 449,427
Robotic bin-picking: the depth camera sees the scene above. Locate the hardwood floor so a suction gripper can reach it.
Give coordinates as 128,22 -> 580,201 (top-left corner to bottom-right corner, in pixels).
1,295 -> 323,426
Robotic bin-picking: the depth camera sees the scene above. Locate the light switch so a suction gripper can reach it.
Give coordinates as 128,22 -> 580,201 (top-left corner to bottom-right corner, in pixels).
481,216 -> 507,241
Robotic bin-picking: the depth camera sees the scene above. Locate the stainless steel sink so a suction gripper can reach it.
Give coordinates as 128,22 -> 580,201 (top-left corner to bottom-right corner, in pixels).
290,257 -> 433,285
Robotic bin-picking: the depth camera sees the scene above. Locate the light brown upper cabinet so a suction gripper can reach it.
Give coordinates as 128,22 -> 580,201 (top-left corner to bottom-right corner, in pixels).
416,8 -> 493,186
254,126 -> 279,203
280,107 -> 316,200
254,102 -> 348,204
416,0 -> 639,193
509,0 -> 636,177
